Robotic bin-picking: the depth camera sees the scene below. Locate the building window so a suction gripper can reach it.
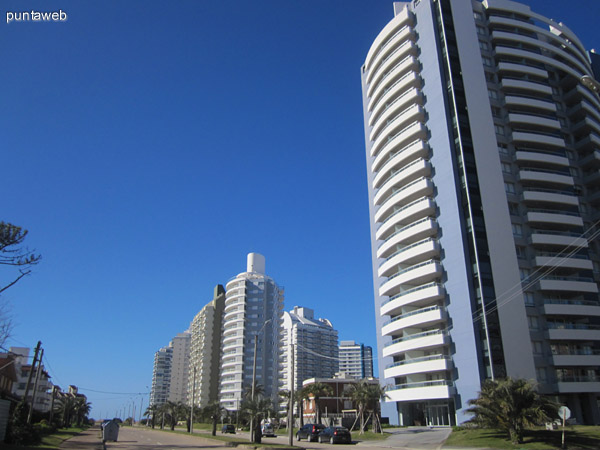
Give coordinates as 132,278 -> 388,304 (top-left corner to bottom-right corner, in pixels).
536,367 -> 547,382
528,315 -> 539,330
488,89 -> 499,100
515,246 -> 526,259
532,341 -> 543,354
508,202 -> 519,215
520,268 -> 530,281
505,182 -> 516,194
501,162 -> 512,174
479,41 -> 489,51
476,26 -> 486,36
498,144 -> 509,155
494,124 -> 504,135
511,223 -> 522,237
524,292 -> 535,306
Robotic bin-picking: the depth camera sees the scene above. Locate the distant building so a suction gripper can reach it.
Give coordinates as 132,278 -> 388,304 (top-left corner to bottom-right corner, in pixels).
150,345 -> 172,406
9,347 -> 53,413
150,331 -> 191,406
219,253 -> 284,411
338,341 -> 373,379
187,285 -> 226,407
301,375 -> 380,424
280,306 -> 339,395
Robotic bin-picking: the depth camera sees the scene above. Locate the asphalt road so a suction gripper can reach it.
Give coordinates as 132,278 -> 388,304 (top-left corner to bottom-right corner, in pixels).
101,426 -> 452,450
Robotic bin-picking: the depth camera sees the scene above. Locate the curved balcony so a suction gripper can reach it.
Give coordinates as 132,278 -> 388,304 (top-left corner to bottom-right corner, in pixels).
383,330 -> 448,356
557,380 -> 600,394
494,46 -> 584,81
374,158 -> 431,205
508,114 -> 560,131
578,150 -> 600,169
371,101 -> 425,146
369,65 -> 421,115
576,134 -> 600,152
379,260 -> 443,298
384,354 -> 452,378
372,138 -> 428,174
365,6 -> 414,72
368,25 -> 416,85
381,305 -> 445,336
534,255 -> 592,270
371,117 -> 427,160
530,230 -> 588,248
369,87 -> 423,129
505,95 -> 556,112
538,277 -> 598,293
377,217 -> 438,259
522,190 -> 579,206
379,238 -> 440,278
512,131 -> 565,148
367,40 -> 418,96
498,61 -> 548,78
526,210 -> 583,227
501,78 -> 553,96
375,177 -> 434,224
519,168 -> 574,186
224,309 -> 245,322
381,282 -> 445,316
386,380 -> 453,402
376,197 -> 436,241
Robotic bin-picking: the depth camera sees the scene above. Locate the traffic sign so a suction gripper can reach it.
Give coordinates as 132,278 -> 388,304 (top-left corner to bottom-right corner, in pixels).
558,406 -> 571,421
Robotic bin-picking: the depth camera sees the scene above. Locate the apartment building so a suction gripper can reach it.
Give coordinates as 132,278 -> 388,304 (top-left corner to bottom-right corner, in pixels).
187,285 -> 226,407
280,306 -> 339,394
362,0 -> 600,425
338,340 -> 374,379
150,331 -> 191,406
219,253 -> 284,411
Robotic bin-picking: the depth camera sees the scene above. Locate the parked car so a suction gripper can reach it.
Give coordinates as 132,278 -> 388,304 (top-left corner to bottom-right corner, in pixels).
221,424 -> 236,434
296,423 -> 325,442
261,423 -> 276,437
318,426 -> 352,444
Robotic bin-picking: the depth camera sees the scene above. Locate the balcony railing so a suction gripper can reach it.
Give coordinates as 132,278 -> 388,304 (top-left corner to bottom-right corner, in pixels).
388,380 -> 453,391
382,305 -> 441,327
383,329 -> 446,348
380,237 -> 436,266
381,281 -> 443,307
380,259 -> 439,286
385,354 -> 450,370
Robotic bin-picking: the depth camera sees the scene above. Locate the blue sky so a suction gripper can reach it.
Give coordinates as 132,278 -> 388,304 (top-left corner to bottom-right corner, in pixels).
1,0 -> 598,419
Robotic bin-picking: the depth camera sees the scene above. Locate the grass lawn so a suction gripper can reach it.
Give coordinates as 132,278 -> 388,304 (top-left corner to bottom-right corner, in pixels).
0,426 -> 92,450
444,425 -> 600,449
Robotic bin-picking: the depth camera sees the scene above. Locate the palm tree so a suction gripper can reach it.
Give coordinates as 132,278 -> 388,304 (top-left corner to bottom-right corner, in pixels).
466,377 -> 558,445
206,401 -> 224,436
365,383 -> 388,433
73,398 -> 92,426
302,382 -> 333,425
55,396 -> 78,427
162,401 -> 180,430
144,404 -> 159,428
345,381 -> 370,433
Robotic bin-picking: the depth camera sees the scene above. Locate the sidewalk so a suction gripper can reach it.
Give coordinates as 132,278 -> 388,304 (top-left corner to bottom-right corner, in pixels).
58,426 -> 104,449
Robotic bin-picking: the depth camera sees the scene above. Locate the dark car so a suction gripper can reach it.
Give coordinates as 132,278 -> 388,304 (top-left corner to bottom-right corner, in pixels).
318,426 -> 352,444
296,423 -> 325,442
221,424 -> 235,434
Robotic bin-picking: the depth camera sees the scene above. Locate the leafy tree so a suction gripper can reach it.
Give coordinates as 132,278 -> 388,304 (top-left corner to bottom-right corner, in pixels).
302,382 -> 333,425
345,381 -> 370,433
466,378 -> 558,445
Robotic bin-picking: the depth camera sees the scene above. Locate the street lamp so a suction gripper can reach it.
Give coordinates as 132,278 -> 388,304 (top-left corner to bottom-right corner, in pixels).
250,318 -> 272,442
581,75 -> 600,94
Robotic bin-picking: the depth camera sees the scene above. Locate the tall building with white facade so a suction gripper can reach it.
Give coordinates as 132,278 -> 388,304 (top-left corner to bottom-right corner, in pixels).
219,253 -> 284,411
280,306 -> 339,394
150,331 -> 191,406
362,0 -> 600,426
338,340 -> 374,379
187,285 -> 226,407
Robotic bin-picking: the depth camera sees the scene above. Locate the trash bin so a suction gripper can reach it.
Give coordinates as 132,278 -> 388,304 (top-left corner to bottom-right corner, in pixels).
102,420 -> 119,442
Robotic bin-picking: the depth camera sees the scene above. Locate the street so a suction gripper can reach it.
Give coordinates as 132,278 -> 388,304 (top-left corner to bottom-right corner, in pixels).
98,426 -> 451,450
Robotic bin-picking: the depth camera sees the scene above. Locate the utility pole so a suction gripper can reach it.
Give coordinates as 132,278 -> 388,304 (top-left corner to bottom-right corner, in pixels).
288,343 -> 294,447
49,386 -> 57,424
23,341 -> 41,406
190,366 -> 196,433
139,395 -> 144,424
27,348 -> 43,424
